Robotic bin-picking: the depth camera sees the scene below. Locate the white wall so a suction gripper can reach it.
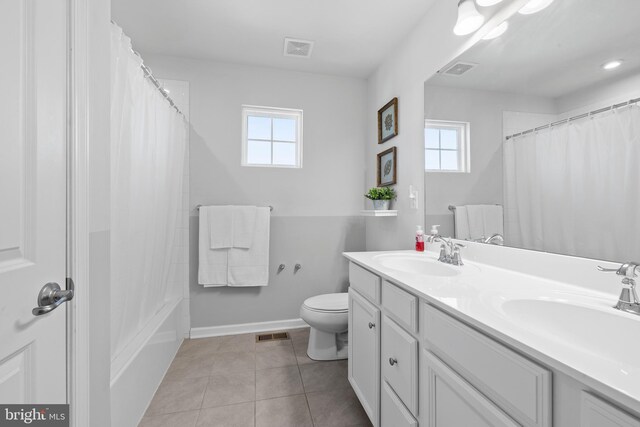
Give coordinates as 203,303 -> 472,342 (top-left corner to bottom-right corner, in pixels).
364,0 -> 532,250
557,71 -> 640,117
143,54 -> 368,328
423,85 -> 557,237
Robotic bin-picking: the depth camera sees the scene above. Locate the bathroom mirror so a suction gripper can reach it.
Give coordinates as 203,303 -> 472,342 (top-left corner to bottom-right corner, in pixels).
424,0 -> 640,263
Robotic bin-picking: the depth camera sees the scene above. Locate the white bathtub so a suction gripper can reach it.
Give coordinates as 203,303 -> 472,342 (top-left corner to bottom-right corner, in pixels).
109,297 -> 188,427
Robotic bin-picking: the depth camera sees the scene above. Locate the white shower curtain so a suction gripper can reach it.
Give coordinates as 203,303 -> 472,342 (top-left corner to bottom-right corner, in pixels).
110,24 -> 187,360
504,105 -> 640,262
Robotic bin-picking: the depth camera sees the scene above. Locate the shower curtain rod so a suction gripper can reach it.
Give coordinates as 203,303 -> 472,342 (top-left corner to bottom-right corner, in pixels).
132,50 -> 185,117
505,96 -> 640,141
111,20 -> 185,117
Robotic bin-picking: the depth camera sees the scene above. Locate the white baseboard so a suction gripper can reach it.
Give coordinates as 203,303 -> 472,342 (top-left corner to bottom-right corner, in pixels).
190,318 -> 308,339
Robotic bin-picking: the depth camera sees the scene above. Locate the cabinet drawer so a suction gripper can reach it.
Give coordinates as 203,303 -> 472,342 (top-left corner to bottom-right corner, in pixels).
422,303 -> 551,427
381,381 -> 418,427
382,315 -> 418,416
382,280 -> 418,332
581,392 -> 640,427
349,262 -> 381,304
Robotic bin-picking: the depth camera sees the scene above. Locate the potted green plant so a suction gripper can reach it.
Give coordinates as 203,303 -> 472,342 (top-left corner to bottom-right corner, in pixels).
364,187 -> 397,210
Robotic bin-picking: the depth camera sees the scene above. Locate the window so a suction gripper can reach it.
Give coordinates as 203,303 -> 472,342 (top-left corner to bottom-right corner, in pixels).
425,120 -> 470,173
242,105 -> 303,168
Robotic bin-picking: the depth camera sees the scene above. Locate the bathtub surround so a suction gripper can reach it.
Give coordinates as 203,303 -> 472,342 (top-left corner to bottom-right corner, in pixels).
142,54 -> 368,331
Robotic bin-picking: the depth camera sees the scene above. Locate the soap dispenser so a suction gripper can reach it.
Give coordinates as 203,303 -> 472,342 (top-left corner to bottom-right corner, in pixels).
416,225 -> 425,252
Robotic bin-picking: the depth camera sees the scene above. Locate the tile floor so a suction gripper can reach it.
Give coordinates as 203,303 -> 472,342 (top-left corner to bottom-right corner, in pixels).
139,327 -> 373,427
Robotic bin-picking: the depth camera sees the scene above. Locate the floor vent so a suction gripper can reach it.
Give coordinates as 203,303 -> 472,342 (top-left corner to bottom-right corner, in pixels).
256,332 -> 290,343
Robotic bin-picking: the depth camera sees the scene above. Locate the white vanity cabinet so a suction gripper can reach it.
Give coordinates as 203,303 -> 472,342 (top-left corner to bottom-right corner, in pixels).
348,263 -> 382,426
347,258 -> 640,427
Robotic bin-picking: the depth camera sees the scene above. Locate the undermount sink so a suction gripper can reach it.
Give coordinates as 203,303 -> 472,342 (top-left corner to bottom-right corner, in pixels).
373,253 -> 474,277
501,298 -> 640,368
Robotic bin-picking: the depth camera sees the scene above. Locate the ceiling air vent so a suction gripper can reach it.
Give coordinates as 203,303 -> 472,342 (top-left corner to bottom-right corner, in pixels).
283,37 -> 314,58
440,61 -> 478,76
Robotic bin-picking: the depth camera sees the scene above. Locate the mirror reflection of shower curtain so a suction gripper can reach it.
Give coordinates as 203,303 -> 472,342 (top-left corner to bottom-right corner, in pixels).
504,105 -> 640,262
110,24 -> 187,360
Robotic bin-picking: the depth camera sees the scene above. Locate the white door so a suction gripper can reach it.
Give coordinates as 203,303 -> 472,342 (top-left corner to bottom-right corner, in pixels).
0,0 -> 69,403
348,288 -> 380,426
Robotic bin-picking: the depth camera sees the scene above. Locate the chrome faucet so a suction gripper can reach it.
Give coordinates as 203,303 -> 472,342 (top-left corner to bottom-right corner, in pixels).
426,225 -> 465,266
483,233 -> 504,245
438,238 -> 466,266
597,262 -> 640,315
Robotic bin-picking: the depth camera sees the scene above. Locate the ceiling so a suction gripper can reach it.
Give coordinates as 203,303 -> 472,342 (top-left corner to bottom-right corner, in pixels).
112,0 -> 438,78
429,0 -> 640,99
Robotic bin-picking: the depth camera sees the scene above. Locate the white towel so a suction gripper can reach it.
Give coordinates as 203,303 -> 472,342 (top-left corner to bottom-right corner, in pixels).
208,206 -> 234,249
454,206 -> 471,240
465,204 -> 504,241
228,207 -> 270,287
232,206 -> 257,249
199,207 -> 228,286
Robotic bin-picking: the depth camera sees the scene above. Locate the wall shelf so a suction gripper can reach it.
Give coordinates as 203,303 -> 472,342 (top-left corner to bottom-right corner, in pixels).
361,210 -> 398,217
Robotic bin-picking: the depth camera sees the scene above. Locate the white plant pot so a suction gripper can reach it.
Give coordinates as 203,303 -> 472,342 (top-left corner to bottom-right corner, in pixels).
372,200 -> 390,210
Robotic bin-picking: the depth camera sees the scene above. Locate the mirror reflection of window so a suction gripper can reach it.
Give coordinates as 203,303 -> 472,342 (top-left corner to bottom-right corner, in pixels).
424,120 -> 470,173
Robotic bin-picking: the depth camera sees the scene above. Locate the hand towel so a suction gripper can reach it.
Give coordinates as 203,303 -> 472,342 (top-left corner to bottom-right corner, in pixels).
465,204 -> 504,241
466,205 -> 486,241
208,206 -> 234,249
454,206 -> 471,240
228,207 -> 270,286
198,206 -> 228,286
232,206 -> 258,249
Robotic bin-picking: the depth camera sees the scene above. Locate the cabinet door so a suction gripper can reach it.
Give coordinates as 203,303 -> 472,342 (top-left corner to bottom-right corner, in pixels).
382,381 -> 418,427
423,350 -> 519,427
581,392 -> 640,427
349,288 -> 381,426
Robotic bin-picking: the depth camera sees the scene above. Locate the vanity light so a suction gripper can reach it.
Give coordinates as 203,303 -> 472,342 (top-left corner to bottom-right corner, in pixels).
519,0 -> 555,15
476,0 -> 503,6
482,21 -> 509,40
603,60 -> 623,70
454,0 -> 486,36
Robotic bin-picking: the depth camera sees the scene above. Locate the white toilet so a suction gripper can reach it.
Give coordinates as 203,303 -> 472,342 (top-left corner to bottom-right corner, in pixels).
299,293 -> 349,361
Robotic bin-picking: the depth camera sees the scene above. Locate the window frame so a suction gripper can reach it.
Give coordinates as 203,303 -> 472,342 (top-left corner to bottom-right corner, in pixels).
241,105 -> 303,168
424,119 -> 471,173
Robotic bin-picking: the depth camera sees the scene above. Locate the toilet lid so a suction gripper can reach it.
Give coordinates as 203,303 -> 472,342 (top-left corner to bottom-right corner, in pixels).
303,293 -> 348,312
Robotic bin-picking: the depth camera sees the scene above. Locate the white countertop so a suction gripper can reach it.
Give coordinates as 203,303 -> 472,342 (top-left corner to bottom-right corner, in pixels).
343,249 -> 640,414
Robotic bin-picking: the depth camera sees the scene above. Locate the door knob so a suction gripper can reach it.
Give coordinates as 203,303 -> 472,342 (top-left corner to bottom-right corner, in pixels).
32,278 -> 74,316
389,357 -> 398,366
368,322 -> 375,329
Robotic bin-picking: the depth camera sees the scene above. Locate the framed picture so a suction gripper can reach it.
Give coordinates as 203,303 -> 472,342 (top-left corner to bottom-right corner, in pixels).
377,147 -> 397,187
378,97 -> 398,144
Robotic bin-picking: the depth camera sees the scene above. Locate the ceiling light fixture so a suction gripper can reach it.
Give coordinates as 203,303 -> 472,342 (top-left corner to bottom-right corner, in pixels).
603,60 -> 623,70
482,21 -> 509,40
454,0 -> 486,36
519,0 -> 555,15
476,0 -> 503,6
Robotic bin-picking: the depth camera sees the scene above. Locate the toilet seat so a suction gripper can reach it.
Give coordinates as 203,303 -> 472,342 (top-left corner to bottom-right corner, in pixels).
302,293 -> 348,313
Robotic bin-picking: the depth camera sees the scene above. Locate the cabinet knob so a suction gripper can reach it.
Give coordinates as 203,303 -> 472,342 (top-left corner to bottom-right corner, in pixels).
368,322 -> 375,329
389,357 -> 398,366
